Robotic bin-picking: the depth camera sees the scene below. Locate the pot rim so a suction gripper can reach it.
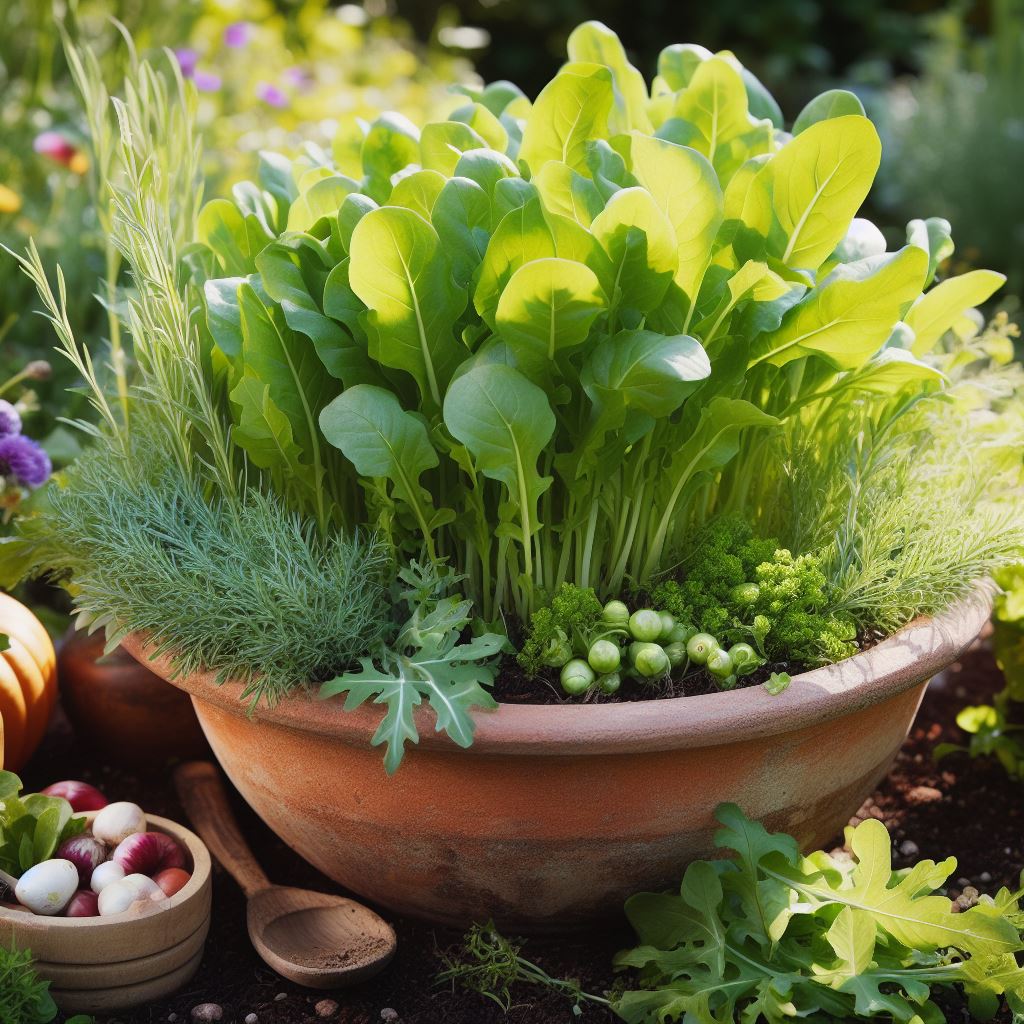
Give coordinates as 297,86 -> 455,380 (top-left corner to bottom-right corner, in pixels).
121,586 -> 993,757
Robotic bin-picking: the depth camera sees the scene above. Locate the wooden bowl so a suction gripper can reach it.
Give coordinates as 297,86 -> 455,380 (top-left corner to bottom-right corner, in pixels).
0,814 -> 212,1012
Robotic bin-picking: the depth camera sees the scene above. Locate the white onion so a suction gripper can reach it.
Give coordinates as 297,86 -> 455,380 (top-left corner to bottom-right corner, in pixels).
92,802 -> 147,846
15,859 -> 79,915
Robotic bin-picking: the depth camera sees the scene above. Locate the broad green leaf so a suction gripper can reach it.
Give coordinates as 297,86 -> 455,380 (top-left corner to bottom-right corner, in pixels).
453,148 -> 519,195
348,206 -> 467,408
360,113 -> 421,202
567,21 -> 652,133
420,120 -> 486,176
905,269 -> 1005,355
581,329 -> 710,432
494,258 -> 607,371
320,385 -> 440,547
198,199 -> 268,276
452,102 -> 508,152
792,89 -> 865,135
741,115 -> 881,272
532,161 -> 604,227
592,186 -> 678,312
698,260 -> 790,343
204,277 -> 245,359
336,193 -> 378,254
389,169 -> 448,220
751,246 -> 929,369
628,133 -> 723,323
519,63 -> 615,174
841,348 -> 946,396
287,174 -> 359,232
906,216 -> 953,287
431,176 -> 492,289
655,43 -> 712,90
443,364 -> 555,537
671,57 -> 755,178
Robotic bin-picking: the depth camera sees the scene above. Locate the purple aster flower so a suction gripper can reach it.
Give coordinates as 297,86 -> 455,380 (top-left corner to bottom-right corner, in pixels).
224,21 -> 252,48
0,401 -> 22,437
282,65 -> 312,91
193,70 -> 223,92
255,81 -> 289,109
0,434 -> 51,489
174,48 -> 199,78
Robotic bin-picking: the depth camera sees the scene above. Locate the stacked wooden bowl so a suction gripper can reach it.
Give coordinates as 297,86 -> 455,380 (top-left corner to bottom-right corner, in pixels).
0,815 -> 212,1013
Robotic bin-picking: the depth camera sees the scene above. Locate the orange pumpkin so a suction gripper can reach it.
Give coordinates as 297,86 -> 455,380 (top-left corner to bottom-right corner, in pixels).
0,593 -> 57,771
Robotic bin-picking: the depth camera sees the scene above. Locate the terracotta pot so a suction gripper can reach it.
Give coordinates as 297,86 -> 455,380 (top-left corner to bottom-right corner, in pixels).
59,630 -> 208,770
122,589 -> 991,931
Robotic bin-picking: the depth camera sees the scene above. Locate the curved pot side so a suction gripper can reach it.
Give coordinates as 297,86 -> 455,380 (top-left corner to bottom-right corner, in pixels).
123,588 -> 991,930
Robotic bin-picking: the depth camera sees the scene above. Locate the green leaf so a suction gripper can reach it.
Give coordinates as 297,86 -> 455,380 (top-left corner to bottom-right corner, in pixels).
792,89 -> 865,135
348,206 -> 467,409
628,133 -> 723,322
198,198 -> 269,277
519,63 -> 615,174
319,385 -> 441,552
751,246 -> 929,369
443,364 -> 555,540
389,169 -> 448,220
229,376 -> 308,490
532,161 -> 604,227
741,115 -> 881,272
360,113 -> 420,202
591,186 -> 678,312
420,120 -> 486,176
431,176 -> 492,289
905,269 -> 1006,355
906,217 -> 953,287
494,257 -> 607,373
566,21 -> 652,133
286,174 -> 359,233
204,277 -> 245,359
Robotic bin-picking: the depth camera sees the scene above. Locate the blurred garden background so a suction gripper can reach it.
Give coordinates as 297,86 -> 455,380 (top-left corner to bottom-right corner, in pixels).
1,0 -> 1021,491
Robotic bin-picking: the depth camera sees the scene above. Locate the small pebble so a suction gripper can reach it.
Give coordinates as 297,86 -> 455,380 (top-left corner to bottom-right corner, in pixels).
169,1016 -> 178,1023
906,785 -> 943,805
245,1015 -> 258,1024
316,1000 -> 340,1018
957,877 -> 972,889
898,839 -> 919,858
274,993 -> 287,1002
191,1006 -> 223,1023
381,1010 -> 399,1022
978,871 -> 992,884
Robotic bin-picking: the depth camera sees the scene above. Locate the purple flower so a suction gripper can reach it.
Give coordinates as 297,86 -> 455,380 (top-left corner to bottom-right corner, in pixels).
255,81 -> 289,109
0,434 -> 51,488
174,48 -> 199,78
193,70 -> 223,93
282,65 -> 312,91
0,401 -> 22,437
224,21 -> 252,48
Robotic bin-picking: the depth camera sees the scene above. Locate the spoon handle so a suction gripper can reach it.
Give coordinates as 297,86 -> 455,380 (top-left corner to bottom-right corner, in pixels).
174,760 -> 272,898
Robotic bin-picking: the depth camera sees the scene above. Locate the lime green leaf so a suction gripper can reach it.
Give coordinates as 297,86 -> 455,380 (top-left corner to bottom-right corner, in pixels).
906,216 -> 953,287
742,115 -> 881,272
286,174 -> 359,232
532,161 -> 604,227
360,113 -> 420,202
420,120 -> 487,176
591,186 -> 678,312
567,21 -> 652,133
751,245 -> 928,369
628,133 -> 723,321
495,257 -> 607,372
792,89 -> 865,135
905,269 -> 1006,355
452,102 -> 509,153
389,169 -> 448,220
431,176 -> 491,289
348,206 -> 467,409
519,63 -> 615,174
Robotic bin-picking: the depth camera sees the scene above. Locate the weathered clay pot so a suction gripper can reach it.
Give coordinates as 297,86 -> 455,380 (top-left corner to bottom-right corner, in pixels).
59,630 -> 208,771
122,589 -> 990,931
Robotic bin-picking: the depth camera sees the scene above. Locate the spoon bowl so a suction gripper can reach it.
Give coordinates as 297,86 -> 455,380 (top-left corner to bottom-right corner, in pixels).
174,761 -> 396,988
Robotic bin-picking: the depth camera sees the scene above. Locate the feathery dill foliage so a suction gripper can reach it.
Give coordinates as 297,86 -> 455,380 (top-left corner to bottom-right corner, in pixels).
22,420 -> 390,704
766,325 -> 1024,634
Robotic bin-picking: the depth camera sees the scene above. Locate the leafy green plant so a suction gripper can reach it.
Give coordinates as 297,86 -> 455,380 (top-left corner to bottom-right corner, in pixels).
0,772 -> 85,877
651,517 -> 856,666
437,920 -> 610,1015
0,945 -> 58,1024
320,561 -> 505,771
614,803 -> 1024,1023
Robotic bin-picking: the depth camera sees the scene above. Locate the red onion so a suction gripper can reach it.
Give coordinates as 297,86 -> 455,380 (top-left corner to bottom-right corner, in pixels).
64,890 -> 100,917
56,835 -> 108,886
153,868 -> 191,897
112,832 -> 186,876
41,781 -> 108,813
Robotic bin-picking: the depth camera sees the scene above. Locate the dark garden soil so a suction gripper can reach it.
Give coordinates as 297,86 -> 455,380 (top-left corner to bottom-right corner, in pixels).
25,640 -> 1022,1024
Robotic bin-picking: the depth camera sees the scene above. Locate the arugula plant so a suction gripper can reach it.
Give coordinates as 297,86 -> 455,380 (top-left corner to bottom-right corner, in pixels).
615,803 -> 1024,1024
0,772 -> 86,877
185,23 -> 1002,627
319,561 -> 506,772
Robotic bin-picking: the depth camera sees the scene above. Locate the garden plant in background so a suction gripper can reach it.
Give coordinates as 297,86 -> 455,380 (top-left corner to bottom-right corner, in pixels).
876,0 -> 1024,302
4,20 -> 1023,777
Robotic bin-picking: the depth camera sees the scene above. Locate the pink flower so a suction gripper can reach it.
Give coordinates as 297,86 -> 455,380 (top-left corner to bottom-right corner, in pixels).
33,131 -> 77,167
174,48 -> 199,78
255,82 -> 289,109
193,70 -> 223,92
224,21 -> 252,48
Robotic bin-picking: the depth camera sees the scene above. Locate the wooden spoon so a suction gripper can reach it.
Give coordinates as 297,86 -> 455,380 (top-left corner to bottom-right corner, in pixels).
174,761 -> 396,989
